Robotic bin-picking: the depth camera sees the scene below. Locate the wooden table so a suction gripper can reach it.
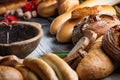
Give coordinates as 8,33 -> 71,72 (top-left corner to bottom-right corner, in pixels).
27,17 -> 120,80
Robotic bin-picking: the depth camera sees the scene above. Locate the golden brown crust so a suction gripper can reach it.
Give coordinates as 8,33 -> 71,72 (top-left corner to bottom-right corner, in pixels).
50,11 -> 71,35
0,65 -> 23,80
57,0 -> 79,15
76,42 -> 115,80
23,57 -> 58,80
37,0 -> 58,17
42,53 -> 79,80
56,18 -> 81,43
15,65 -> 39,80
72,5 -> 116,19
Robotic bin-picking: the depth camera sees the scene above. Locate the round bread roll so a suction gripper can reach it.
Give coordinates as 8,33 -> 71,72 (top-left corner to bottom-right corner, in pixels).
102,25 -> 120,62
57,0 -> 79,15
76,42 -> 115,80
0,65 -> 23,80
37,0 -> 58,17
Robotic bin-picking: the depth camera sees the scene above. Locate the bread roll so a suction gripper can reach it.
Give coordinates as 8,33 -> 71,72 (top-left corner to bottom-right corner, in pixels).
72,5 -> 116,19
76,42 -> 115,80
102,25 -> 120,62
57,0 -> 79,15
0,65 -> 23,80
37,0 -> 58,17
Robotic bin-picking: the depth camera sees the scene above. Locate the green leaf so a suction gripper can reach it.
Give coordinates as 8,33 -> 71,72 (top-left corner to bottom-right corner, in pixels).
53,52 -> 68,58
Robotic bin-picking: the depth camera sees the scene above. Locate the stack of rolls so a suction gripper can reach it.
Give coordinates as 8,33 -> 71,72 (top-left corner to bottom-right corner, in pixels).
102,25 -> 120,62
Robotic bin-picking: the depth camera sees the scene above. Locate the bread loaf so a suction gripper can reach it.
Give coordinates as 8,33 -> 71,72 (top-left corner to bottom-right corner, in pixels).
102,25 -> 120,62
72,14 -> 120,44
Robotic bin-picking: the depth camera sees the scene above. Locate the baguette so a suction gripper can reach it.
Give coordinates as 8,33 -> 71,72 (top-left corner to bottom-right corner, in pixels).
42,53 -> 78,80
50,11 -> 72,35
15,65 -> 39,80
56,18 -> 81,42
23,57 -> 58,80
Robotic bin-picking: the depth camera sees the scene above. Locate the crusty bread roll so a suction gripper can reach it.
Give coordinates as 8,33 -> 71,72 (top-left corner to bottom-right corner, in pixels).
72,14 -> 120,44
76,42 -> 115,80
0,0 -> 27,14
0,65 -> 23,80
57,0 -> 79,15
72,5 -> 116,19
37,0 -> 58,17
102,25 -> 120,62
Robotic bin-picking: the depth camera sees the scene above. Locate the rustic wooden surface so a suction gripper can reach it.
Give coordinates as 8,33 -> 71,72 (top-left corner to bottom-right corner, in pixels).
26,17 -> 120,80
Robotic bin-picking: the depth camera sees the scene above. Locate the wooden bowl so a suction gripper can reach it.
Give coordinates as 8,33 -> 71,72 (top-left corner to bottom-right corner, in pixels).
0,21 -> 43,58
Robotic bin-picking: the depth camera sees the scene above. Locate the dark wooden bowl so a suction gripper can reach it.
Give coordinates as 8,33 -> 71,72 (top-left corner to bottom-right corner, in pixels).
0,22 -> 43,58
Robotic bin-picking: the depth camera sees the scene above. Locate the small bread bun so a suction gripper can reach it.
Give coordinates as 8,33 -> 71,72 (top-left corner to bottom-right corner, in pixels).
0,65 -> 23,80
37,0 -> 58,17
57,0 -> 79,15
